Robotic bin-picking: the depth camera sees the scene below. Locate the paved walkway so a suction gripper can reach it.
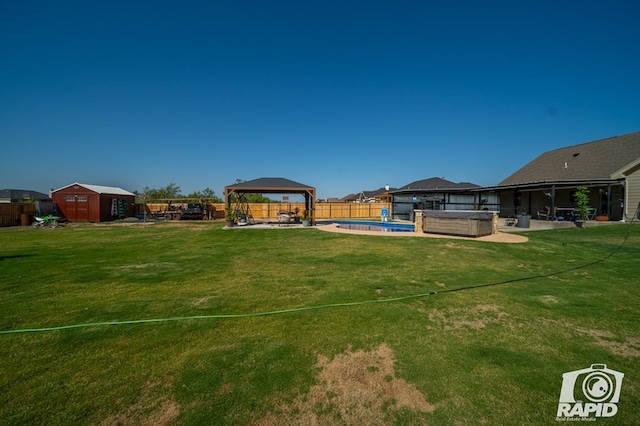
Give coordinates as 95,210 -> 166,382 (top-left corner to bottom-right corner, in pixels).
498,218 -> 620,232
226,218 -> 622,244
316,223 -> 528,243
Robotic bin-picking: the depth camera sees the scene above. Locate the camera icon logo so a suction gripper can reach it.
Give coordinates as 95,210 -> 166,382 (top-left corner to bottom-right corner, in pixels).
557,364 -> 624,419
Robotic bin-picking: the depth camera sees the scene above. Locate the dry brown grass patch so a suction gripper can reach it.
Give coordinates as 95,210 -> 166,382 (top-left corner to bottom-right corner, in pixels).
426,304 -> 509,331
255,343 -> 433,425
100,378 -> 179,426
541,319 -> 640,358
191,295 -> 214,306
538,295 -> 560,305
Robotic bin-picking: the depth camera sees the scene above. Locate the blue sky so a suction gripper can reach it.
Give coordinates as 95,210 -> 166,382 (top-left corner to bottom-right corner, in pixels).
1,1 -> 639,199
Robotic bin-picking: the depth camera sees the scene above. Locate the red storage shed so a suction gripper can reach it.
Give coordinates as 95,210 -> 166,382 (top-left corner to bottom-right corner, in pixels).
52,182 -> 136,222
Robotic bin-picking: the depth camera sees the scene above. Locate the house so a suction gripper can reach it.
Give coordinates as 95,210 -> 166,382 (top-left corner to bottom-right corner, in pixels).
487,131 -> 640,221
0,189 -> 51,203
340,187 -> 396,203
51,183 -> 136,222
389,177 -> 495,220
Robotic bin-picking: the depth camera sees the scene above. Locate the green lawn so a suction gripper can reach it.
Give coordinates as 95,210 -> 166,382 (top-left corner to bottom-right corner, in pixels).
1,221 -> 638,425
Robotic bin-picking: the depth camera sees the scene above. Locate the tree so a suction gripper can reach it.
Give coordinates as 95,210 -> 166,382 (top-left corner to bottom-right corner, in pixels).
136,184 -> 225,203
138,183 -> 182,200
186,188 -> 223,203
574,186 -> 590,224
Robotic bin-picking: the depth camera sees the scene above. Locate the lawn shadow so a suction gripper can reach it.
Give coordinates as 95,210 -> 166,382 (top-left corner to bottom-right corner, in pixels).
0,254 -> 35,261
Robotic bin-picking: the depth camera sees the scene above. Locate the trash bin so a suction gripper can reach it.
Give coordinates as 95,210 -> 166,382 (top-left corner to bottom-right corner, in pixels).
516,214 -> 531,228
21,213 -> 32,226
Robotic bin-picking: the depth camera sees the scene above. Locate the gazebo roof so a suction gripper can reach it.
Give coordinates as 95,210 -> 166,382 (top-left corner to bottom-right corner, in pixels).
225,177 -> 315,193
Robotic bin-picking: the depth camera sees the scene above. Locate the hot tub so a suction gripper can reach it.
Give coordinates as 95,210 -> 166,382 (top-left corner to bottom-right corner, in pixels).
418,210 -> 496,237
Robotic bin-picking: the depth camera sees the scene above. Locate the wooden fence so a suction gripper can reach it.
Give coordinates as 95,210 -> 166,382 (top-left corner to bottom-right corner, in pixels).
236,202 -> 391,220
0,204 -> 36,227
1,202 -> 392,226
141,202 -> 392,221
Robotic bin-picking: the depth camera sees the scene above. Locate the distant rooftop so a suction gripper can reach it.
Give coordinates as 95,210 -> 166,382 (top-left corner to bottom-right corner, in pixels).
0,189 -> 51,202
394,177 -> 480,192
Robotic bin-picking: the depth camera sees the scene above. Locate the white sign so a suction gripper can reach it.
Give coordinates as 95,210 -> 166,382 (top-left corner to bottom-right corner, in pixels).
557,364 -> 624,420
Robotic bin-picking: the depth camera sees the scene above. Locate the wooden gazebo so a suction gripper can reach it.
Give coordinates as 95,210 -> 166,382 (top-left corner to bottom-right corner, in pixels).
224,177 -> 316,225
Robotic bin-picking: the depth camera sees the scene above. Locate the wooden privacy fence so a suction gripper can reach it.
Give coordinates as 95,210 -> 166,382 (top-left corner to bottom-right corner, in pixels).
314,202 -> 391,219
140,202 -> 392,221
2,202 -> 392,226
231,202 -> 391,220
0,204 -> 36,227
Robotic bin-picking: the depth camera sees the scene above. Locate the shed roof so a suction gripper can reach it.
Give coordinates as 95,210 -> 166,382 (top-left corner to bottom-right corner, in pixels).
499,131 -> 640,186
53,182 -> 135,196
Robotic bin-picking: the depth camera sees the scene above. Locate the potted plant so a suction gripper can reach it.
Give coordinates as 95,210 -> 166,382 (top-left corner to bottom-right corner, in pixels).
224,206 -> 235,227
301,210 -> 311,227
574,186 -> 590,228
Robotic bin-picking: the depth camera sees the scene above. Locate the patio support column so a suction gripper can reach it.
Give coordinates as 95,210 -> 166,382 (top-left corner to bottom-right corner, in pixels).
550,185 -> 556,219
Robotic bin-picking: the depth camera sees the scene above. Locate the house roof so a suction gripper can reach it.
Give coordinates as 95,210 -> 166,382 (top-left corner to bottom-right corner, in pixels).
499,131 -> 640,186
53,182 -> 135,196
338,187 -> 393,202
0,189 -> 51,201
392,177 -> 480,193
225,177 -> 314,192
339,193 -> 358,202
364,187 -> 396,197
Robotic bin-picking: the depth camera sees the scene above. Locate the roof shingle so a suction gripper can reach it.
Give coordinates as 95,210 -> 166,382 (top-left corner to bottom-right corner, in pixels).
499,131 -> 640,186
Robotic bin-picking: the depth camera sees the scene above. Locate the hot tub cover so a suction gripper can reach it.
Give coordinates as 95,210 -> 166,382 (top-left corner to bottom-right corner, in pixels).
420,210 -> 494,220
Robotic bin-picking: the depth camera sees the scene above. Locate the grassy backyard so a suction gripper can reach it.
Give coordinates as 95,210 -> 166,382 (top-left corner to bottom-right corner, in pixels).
1,221 -> 639,425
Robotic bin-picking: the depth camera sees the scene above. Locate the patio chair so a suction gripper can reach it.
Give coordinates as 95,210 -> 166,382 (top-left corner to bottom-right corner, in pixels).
537,206 -> 551,220
235,209 -> 253,225
278,211 -> 291,226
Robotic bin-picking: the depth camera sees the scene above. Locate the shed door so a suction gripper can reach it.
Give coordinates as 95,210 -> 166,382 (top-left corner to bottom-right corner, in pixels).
62,196 -> 78,221
62,195 -> 90,221
75,196 -> 89,221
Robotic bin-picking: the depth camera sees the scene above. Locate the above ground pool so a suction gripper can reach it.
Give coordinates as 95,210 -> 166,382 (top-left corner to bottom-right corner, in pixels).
327,220 -> 414,233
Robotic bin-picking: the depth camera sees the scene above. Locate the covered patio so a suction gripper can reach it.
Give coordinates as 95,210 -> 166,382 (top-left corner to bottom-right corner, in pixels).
224,177 -> 317,225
